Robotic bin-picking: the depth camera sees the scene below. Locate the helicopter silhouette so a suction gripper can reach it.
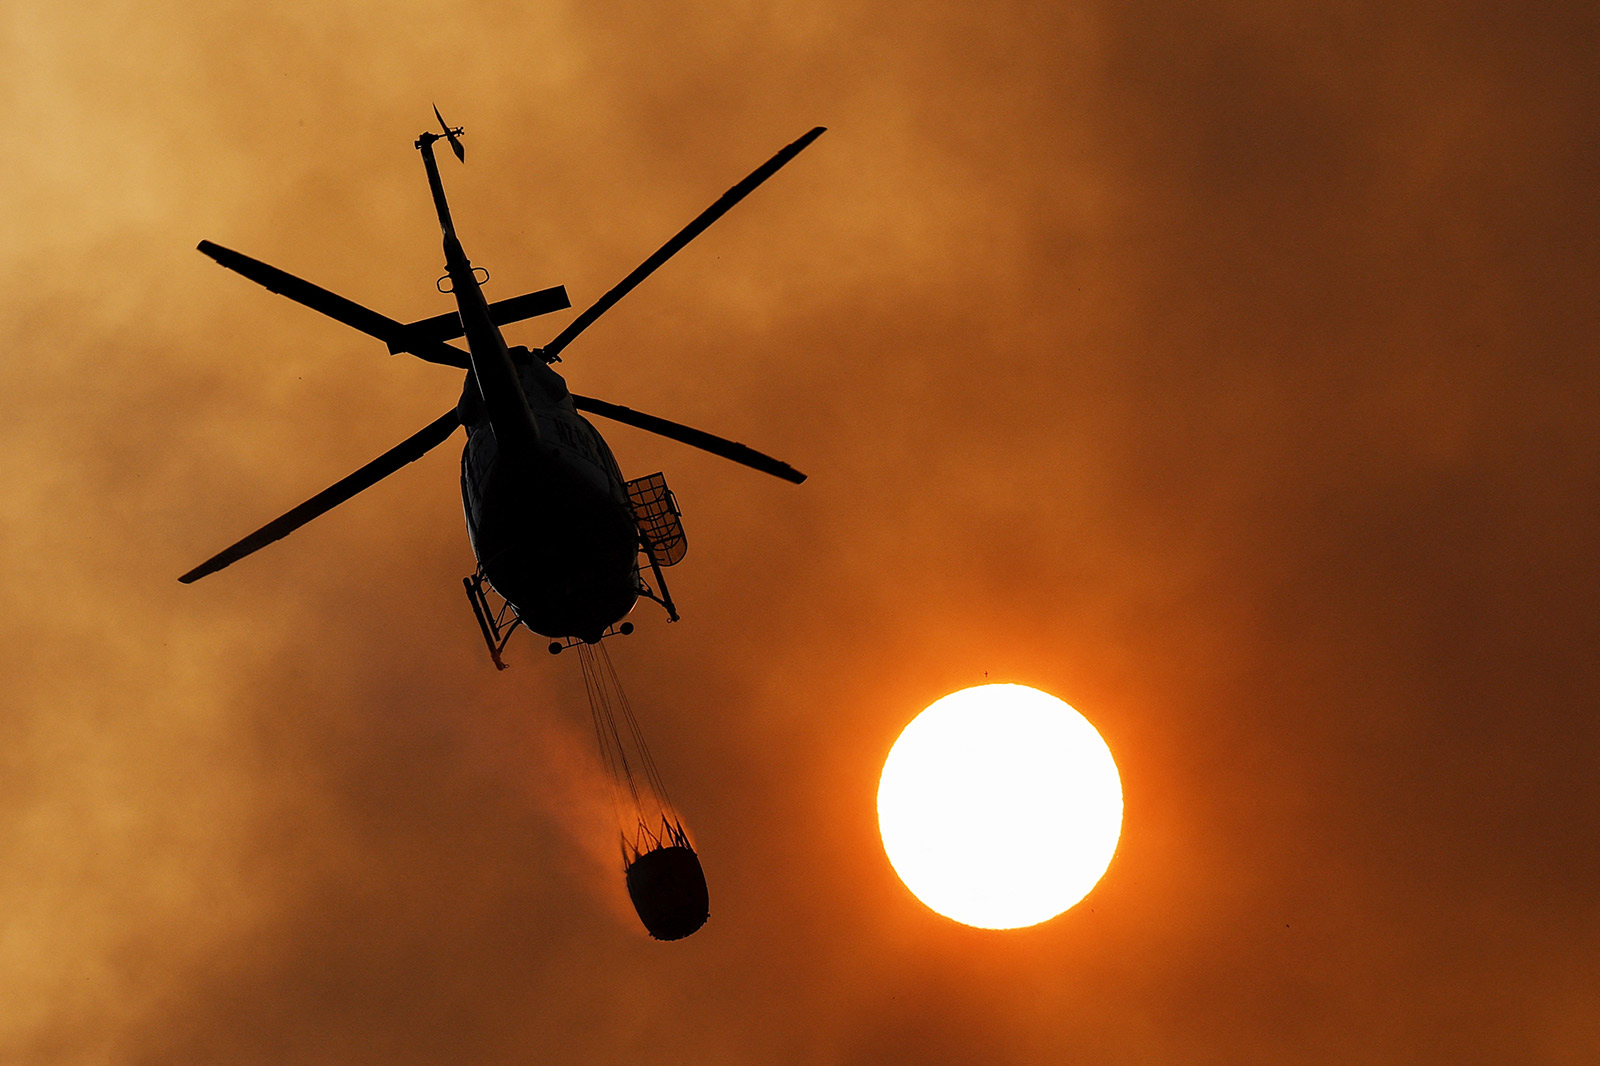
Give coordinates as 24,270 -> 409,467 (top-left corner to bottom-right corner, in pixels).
181,110 -> 824,667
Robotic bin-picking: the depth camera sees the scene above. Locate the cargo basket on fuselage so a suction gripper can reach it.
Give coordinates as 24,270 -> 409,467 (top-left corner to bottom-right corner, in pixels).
627,473 -> 687,567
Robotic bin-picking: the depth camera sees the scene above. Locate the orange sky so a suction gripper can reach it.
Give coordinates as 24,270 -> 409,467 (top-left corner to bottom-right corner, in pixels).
3,1 -> 1598,1062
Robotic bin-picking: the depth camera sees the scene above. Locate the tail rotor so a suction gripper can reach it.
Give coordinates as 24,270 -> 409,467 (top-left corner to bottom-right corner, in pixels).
431,103 -> 465,161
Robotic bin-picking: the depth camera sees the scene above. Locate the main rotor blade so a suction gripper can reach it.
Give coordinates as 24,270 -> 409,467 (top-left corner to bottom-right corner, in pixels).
543,126 -> 826,360
197,241 -> 471,369
572,394 -> 806,484
179,408 -> 462,584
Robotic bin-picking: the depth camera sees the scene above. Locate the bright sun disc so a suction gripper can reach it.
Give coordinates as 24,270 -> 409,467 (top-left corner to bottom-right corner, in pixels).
877,684 -> 1123,929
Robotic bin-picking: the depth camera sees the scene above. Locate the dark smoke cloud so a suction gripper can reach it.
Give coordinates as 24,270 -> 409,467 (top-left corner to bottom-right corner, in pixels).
2,1 -> 1597,1063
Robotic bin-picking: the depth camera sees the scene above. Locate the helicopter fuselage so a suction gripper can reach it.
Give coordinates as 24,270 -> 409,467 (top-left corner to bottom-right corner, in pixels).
456,351 -> 640,644
419,130 -> 642,645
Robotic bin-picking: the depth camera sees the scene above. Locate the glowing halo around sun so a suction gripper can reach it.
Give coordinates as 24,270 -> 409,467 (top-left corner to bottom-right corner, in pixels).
876,684 -> 1123,930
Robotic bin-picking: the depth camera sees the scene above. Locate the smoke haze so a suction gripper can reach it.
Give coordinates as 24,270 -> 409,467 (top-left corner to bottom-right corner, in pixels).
3,1 -> 1597,1062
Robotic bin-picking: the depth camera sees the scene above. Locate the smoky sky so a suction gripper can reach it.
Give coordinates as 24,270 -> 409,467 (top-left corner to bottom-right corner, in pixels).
3,1 -> 1598,1063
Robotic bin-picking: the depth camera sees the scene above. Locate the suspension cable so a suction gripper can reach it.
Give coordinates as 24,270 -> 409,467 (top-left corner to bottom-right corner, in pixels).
576,642 -> 681,858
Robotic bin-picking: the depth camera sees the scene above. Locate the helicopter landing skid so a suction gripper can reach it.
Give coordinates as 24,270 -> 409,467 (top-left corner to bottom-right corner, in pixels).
463,531 -> 685,667
463,569 -> 521,670
463,569 -> 648,666
638,536 -> 681,625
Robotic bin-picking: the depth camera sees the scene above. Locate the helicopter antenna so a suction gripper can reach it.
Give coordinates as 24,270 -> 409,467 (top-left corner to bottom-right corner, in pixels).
431,103 -> 465,161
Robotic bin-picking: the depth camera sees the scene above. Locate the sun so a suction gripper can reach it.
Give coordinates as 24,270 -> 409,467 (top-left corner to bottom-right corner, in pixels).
876,684 -> 1123,929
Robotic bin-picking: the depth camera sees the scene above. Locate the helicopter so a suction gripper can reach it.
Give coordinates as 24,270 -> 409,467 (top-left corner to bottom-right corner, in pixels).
181,111 -> 824,667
